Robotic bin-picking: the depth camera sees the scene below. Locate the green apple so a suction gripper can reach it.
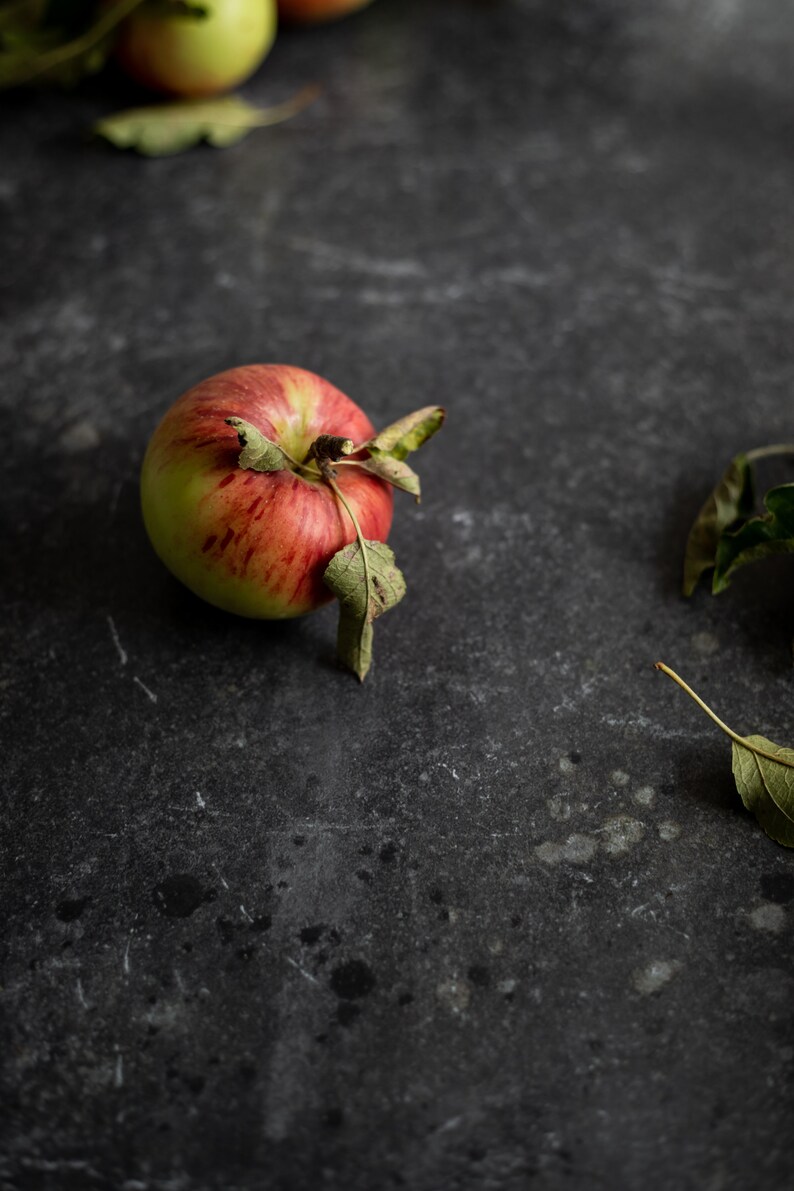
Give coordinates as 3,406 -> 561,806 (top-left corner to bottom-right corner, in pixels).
116,0 -> 278,98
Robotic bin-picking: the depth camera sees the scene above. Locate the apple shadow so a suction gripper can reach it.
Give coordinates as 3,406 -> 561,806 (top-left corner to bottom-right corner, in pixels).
3,430 -> 323,664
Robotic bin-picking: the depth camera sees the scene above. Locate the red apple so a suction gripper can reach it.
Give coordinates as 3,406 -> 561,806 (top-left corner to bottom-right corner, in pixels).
277,0 -> 373,25
116,0 -> 278,98
140,364 -> 394,619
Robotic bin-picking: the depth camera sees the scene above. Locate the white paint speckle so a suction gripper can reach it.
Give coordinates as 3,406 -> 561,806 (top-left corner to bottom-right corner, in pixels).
601,815 -> 644,856
692,631 -> 720,657
107,616 -> 127,666
749,903 -> 786,934
536,833 -> 598,865
195,791 -> 206,809
658,821 -> 682,841
436,977 -> 471,1014
633,785 -> 656,807
60,420 -> 100,452
610,769 -> 630,787
633,959 -> 682,996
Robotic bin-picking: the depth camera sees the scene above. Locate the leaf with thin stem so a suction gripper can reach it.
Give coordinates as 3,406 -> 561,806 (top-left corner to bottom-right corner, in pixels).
322,475 -> 406,681
655,662 -> 794,847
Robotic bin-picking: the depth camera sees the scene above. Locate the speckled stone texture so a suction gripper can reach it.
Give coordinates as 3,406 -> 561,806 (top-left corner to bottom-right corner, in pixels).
2,1 -> 794,1188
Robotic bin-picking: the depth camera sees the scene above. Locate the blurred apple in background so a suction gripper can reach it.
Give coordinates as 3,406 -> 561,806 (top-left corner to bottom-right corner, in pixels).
116,0 -> 278,97
277,0 -> 374,25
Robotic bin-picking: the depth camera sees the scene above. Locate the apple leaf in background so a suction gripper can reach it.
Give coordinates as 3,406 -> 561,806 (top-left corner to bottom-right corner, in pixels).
364,406 -> 445,462
0,0 -> 144,88
712,483 -> 794,592
225,418 -> 289,473
93,86 -> 320,157
356,454 -> 421,501
324,540 -> 406,682
43,0 -> 98,35
682,453 -> 754,596
655,662 -> 794,847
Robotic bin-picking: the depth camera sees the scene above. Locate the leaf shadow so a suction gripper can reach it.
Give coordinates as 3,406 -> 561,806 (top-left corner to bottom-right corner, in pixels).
669,742 -> 737,815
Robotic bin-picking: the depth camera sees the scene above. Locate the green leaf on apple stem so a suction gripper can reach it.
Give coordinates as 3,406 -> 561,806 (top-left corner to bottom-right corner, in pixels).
324,540 -> 406,682
93,87 -> 320,157
356,454 -> 421,502
225,417 -> 289,473
364,406 -> 445,463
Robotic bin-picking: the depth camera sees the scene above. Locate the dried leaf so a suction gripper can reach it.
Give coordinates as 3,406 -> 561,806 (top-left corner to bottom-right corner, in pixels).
682,453 -> 754,596
355,454 -> 421,501
94,87 -> 319,157
364,406 -> 445,463
713,483 -> 794,592
225,417 -> 289,473
656,662 -> 794,847
324,540 -> 406,681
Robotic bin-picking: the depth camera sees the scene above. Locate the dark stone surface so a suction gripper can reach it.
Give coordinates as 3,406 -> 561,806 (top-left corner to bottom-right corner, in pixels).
2,1 -> 794,1188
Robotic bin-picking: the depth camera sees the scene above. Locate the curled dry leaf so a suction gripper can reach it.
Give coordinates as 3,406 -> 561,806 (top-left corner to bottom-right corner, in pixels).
364,405 -> 445,462
225,418 -> 289,473
713,483 -> 794,592
682,453 -> 753,596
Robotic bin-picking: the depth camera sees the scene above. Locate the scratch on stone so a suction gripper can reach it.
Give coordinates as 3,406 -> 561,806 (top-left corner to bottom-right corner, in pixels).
286,956 -> 318,985
173,968 -> 187,995
214,866 -> 230,890
240,904 -> 253,922
437,1116 -> 464,1134
196,791 -> 206,809
109,480 -> 123,520
76,978 -> 90,1009
123,933 -> 132,976
133,676 -> 157,703
114,1050 -> 124,1088
107,616 -> 127,666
